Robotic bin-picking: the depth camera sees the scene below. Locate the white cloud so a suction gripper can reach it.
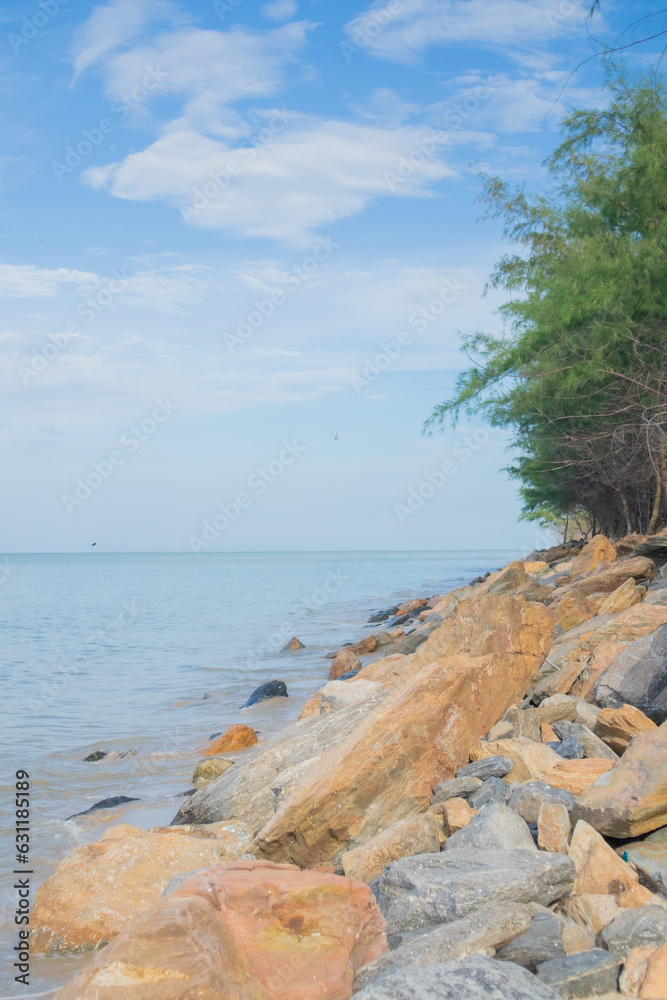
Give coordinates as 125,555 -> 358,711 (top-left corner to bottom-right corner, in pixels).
71,0 -> 183,78
262,0 -> 298,20
0,265 -> 98,298
344,0 -> 590,63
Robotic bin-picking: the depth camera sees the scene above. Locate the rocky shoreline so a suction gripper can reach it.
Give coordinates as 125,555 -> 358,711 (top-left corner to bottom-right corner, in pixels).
31,532 -> 667,998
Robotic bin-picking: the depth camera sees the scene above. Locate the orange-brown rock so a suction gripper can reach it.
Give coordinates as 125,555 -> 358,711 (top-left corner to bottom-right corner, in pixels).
469,736 -> 561,783
390,627 -> 405,639
32,829 -> 246,954
347,636 -> 378,655
298,692 -> 322,719
598,578 -> 645,616
549,591 -> 596,633
594,704 -> 658,755
620,943 -> 667,998
524,560 -> 548,575
570,640 -> 630,701
569,820 -> 653,908
201,724 -> 258,756
441,797 -> 478,836
340,814 -> 440,883
328,648 -> 362,680
53,859 -> 388,1000
354,653 -> 408,690
253,594 -> 552,867
572,726 -> 667,838
538,802 -> 570,853
541,722 -> 559,743
569,534 -> 616,577
615,534 -> 647,557
546,557 -> 655,607
540,758 -> 616,797
559,893 -> 626,935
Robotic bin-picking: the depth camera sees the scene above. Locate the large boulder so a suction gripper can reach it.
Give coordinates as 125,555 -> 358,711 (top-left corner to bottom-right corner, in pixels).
32,827 -> 246,954
253,595 -> 552,867
621,827 -> 667,895
569,820 -> 654,906
340,815 -> 440,884
571,725 -> 667,837
594,704 -> 657,755
536,949 -> 621,999
444,802 -> 536,852
53,859 -> 387,1000
496,909 -> 594,971
468,737 -> 561,783
372,849 -> 574,937
595,625 -> 667,723
634,527 -> 667,559
599,904 -> 667,958
568,535 -> 616,577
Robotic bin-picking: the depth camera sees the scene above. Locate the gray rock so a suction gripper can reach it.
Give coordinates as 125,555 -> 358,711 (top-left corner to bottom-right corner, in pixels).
457,756 -> 513,781
171,694 -> 384,827
598,904 -> 667,957
495,910 -> 592,972
445,802 -> 536,852
391,624 -> 439,656
546,737 -> 584,760
620,828 -> 667,895
354,954 -> 562,999
468,776 -> 509,810
536,949 -> 620,999
431,776 -> 483,805
372,849 -> 575,936
507,782 -> 575,824
595,624 -> 667,724
551,720 -> 619,761
354,902 -> 538,991
161,869 -> 203,897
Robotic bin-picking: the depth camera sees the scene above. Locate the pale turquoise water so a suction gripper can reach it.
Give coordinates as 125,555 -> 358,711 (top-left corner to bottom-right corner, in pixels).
0,550 -> 518,993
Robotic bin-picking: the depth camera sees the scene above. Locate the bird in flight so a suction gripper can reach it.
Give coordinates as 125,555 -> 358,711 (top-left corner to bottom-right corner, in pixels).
90,542 -> 97,547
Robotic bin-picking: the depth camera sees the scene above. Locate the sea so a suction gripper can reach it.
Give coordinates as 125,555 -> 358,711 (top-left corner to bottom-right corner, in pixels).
0,550 -> 520,995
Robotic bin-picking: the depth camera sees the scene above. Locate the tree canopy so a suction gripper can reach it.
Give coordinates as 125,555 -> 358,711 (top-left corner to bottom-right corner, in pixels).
427,67 -> 667,538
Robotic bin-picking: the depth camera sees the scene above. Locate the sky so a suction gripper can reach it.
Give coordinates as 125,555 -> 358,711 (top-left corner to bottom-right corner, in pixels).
0,0 -> 661,552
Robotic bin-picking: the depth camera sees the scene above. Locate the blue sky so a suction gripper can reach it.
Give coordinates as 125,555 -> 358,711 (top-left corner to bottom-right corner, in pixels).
0,0 -> 659,552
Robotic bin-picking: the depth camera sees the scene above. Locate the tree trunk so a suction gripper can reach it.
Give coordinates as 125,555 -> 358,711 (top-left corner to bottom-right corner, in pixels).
648,473 -> 663,535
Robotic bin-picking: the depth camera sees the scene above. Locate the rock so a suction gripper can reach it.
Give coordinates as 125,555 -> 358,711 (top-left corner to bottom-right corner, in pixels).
539,758 -> 616,797
541,722 -> 559,742
372,849 -> 575,937
253,594 -> 553,867
32,829 -> 246,954
201,724 -> 258,756
445,802 -> 536,852
388,627 -> 436,656
193,758 -> 233,786
319,679 -> 380,714
53,859 -> 387,1000
241,679 -> 288,708
571,726 -> 667,838
536,949 -> 621,999
348,635 -> 379,655
338,669 -> 361,680
329,648 -> 362,680
634,527 -> 667,559
621,828 -> 667,895
551,720 -> 619,761
468,776 -> 509,810
618,944 -> 667,998
497,909 -> 594,971
570,640 -> 630,701
645,587 -> 667,605
440,797 -> 477,835
507,782 -> 576,824
355,903 -> 539,990
487,719 -> 514,741
598,578 -> 645,615
616,534 -> 647,557
596,627 -> 667,724
457,756 -> 513,781
540,695 -> 600,730
525,560 -> 549,574
83,749 -> 107,762
547,557 -> 656,609
598,905 -> 667,957
341,814 -> 440,884
431,776 -> 483,804
547,737 -> 585,760
298,692 -> 322,718
569,820 -> 654,909
569,535 -> 617,577
538,803 -> 571,853
469,738 -> 561,783
560,893 -> 626,935
66,795 -> 140,820
550,592 -> 597,634
594,704 -> 657,755
282,636 -> 305,651
353,953 -> 563,1000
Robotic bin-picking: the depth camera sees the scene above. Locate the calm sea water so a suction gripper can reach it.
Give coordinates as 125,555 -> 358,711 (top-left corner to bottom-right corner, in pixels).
0,550 -> 518,993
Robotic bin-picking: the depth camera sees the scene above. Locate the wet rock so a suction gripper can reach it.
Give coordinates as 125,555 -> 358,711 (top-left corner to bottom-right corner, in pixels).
536,949 -> 621,999
551,720 -> 619,761
431,776 -> 483,805
349,635 -> 379,655
538,802 -> 571,854
457,756 -> 513,781
539,758 -> 615,797
445,802 -> 536,852
355,903 -> 539,990
83,749 -> 107,762
468,776 -> 509,810
328,647 -> 362,680
621,828 -> 667,895
67,795 -> 140,820
338,668 -> 361,680
595,625 -> 667,723
547,737 -> 585,760
193,758 -> 233,786
372,849 -> 575,937
201,723 -> 258,756
341,814 -> 440,884
594,704 -> 658,756
354,953 -> 562,1000
53,859 -> 387,1000
508,782 -> 575,825
469,738 -> 561,783
241,679 -> 288,708
496,909 -> 594,972
598,904 -> 667,958
571,725 -> 667,838
281,636 -> 305,651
